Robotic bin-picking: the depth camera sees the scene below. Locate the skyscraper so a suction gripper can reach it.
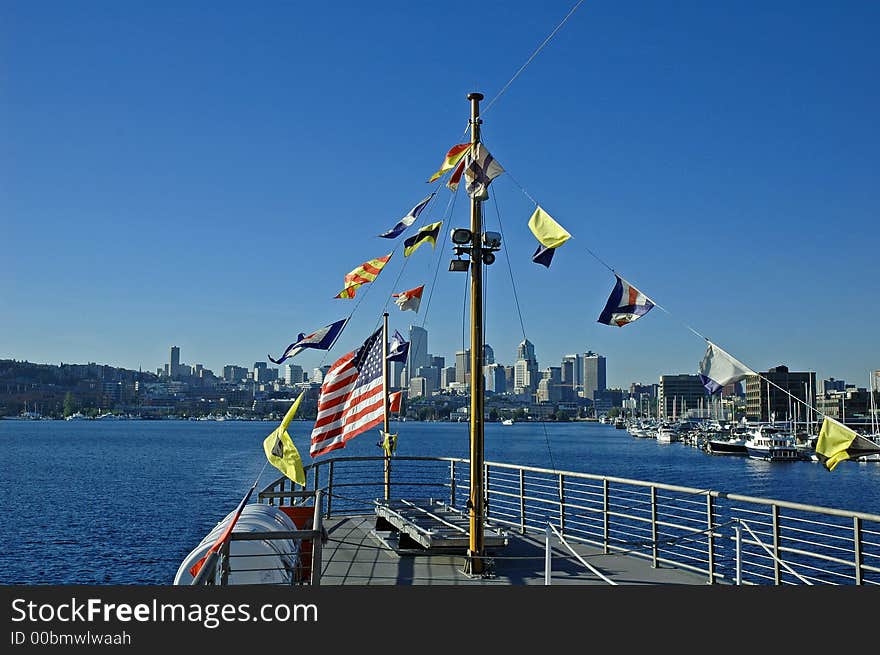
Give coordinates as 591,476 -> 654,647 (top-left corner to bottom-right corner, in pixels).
514,339 -> 539,396
483,344 -> 495,365
170,346 -> 180,378
583,351 -> 606,401
406,325 -> 429,386
562,354 -> 582,397
455,349 -> 470,384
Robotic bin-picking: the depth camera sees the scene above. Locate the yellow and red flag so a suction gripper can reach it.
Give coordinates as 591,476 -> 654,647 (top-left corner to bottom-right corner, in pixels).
427,143 -> 471,183
334,253 -> 392,299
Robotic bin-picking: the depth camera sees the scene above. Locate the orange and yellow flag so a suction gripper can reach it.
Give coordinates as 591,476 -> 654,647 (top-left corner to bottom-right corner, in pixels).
427,143 -> 471,183
334,253 -> 392,299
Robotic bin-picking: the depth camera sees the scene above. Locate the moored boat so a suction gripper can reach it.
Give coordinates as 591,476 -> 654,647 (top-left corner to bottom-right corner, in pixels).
744,425 -> 803,461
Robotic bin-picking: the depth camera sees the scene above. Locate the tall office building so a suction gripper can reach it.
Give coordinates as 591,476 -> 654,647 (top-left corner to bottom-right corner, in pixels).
514,339 -> 539,396
536,367 -> 562,403
455,349 -> 470,384
483,344 -> 495,365
583,351 -> 606,401
170,346 -> 180,378
561,354 -> 582,399
405,325 -> 429,386
484,363 -> 506,394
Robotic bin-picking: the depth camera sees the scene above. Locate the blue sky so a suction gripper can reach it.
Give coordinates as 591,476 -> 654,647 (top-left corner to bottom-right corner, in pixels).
2,1 -> 878,389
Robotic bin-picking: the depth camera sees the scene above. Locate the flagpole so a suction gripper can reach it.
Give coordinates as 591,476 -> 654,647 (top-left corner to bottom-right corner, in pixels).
383,311 -> 391,501
465,91 -> 486,575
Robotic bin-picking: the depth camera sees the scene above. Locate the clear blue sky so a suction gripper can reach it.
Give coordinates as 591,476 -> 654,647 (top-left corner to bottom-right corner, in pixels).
2,1 -> 878,389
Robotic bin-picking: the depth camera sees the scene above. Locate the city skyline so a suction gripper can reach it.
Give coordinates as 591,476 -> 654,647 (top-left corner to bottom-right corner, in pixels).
3,3 -> 877,391
126,340 -> 871,397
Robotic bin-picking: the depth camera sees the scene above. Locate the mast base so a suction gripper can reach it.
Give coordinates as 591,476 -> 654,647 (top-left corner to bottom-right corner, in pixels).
462,550 -> 494,578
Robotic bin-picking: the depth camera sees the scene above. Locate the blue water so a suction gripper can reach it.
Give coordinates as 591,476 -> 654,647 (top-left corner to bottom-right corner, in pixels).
2,419 -> 879,585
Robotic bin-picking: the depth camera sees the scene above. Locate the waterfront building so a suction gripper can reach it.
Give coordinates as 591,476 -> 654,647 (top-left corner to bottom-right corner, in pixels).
820,377 -> 847,394
594,388 -> 623,416
816,388 -> 871,427
744,365 -> 816,423
583,351 -> 606,401
658,374 -> 706,419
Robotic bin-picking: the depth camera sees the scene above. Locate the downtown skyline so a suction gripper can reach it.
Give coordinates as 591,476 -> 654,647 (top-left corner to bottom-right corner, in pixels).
3,2 -> 877,391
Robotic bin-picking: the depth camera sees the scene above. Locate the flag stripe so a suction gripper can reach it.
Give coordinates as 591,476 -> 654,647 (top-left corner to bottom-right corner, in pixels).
310,328 -> 385,458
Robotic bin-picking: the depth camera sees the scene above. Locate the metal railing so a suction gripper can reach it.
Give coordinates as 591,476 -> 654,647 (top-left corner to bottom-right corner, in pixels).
192,490 -> 326,586
258,456 -> 880,586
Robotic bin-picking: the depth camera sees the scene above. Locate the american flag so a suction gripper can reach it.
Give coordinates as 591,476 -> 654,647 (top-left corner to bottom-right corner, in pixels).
310,328 -> 385,457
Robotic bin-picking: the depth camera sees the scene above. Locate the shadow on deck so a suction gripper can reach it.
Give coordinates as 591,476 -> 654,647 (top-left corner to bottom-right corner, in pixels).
319,515 -> 716,585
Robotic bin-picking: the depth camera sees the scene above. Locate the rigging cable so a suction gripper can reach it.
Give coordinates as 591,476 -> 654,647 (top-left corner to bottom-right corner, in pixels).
483,0 -> 586,116
489,192 -> 558,474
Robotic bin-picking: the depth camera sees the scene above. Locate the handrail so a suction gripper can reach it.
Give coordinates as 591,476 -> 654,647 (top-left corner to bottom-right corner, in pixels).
256,454 -> 880,586
265,455 -> 880,524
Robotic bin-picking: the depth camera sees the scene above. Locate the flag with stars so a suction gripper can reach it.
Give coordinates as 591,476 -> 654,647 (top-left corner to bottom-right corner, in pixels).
310,328 -> 386,457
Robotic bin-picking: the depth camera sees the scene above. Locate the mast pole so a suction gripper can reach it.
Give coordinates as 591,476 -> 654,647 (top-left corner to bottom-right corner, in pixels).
466,91 -> 486,575
383,312 -> 391,501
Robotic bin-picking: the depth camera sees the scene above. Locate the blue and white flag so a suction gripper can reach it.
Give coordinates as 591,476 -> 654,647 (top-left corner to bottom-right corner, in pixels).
268,319 -> 347,365
463,143 -> 504,200
597,275 -> 655,327
378,194 -> 435,239
386,330 -> 409,363
698,341 -> 755,394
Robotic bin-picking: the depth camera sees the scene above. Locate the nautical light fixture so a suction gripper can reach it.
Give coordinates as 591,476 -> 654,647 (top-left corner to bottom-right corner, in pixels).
449,258 -> 470,272
451,228 -> 473,245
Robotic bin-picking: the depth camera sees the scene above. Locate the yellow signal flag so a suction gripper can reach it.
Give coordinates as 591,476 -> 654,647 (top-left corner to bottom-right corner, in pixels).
263,391 -> 306,485
815,416 -> 880,472
528,206 -> 571,249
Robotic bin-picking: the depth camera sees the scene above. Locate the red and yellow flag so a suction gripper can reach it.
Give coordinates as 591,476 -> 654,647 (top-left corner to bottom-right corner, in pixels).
335,253 -> 392,299
427,143 -> 471,183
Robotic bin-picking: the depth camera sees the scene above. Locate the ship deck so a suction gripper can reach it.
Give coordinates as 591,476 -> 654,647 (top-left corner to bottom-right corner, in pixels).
317,514 -> 715,585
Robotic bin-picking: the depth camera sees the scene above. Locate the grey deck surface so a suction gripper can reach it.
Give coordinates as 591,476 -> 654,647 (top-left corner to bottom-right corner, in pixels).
318,515 -> 716,585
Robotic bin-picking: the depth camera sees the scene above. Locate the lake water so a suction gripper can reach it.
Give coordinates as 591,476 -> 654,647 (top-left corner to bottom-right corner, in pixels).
2,418 -> 879,584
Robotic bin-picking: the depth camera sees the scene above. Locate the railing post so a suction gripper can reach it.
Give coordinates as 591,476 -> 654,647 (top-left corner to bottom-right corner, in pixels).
854,516 -> 863,585
771,505 -> 781,585
519,468 -> 526,534
603,478 -> 609,554
650,486 -> 658,568
450,460 -> 456,508
484,462 -> 490,520
219,540 -> 230,586
327,460 -> 334,519
706,494 -> 715,584
544,523 -> 552,585
310,489 -> 324,586
268,480 -> 276,506
734,521 -> 742,585
558,473 -> 566,534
